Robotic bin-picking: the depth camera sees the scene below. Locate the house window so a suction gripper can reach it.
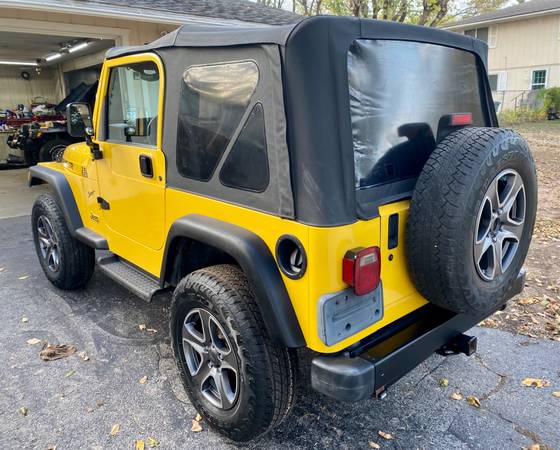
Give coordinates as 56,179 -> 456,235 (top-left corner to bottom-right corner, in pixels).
465,27 -> 489,43
531,70 -> 547,90
488,74 -> 498,91
489,71 -> 507,92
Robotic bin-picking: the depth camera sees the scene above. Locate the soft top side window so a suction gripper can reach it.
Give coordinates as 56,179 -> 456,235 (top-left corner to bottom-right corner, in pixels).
176,61 -> 259,182
106,61 -> 160,146
219,103 -> 269,193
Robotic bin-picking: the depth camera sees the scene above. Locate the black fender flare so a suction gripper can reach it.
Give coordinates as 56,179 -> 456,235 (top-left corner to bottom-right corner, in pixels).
28,165 -> 84,233
161,214 -> 306,348
28,165 -> 109,250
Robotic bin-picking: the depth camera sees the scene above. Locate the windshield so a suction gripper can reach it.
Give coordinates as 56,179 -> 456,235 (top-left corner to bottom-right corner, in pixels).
348,39 -> 486,189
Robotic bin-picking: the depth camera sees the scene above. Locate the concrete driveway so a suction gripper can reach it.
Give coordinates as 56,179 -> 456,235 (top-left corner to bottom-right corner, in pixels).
0,171 -> 559,450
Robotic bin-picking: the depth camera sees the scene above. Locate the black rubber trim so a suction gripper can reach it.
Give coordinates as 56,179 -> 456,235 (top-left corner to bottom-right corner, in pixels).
275,234 -> 307,279
75,227 -> 109,250
311,270 -> 525,402
28,165 -> 84,235
160,214 -> 306,348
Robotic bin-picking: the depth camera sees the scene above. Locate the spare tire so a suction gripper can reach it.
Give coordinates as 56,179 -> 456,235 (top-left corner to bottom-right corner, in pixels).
406,127 -> 537,314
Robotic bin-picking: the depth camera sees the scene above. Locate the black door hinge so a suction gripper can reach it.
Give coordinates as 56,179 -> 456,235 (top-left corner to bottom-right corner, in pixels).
97,196 -> 110,210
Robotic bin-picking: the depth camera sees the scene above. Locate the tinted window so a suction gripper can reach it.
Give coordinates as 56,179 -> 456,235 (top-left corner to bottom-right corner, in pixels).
106,62 -> 159,146
176,61 -> 259,181
220,103 -> 269,192
348,40 -> 485,189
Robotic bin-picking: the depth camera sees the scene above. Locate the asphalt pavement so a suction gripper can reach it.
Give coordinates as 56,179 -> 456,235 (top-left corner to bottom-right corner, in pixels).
0,174 -> 559,450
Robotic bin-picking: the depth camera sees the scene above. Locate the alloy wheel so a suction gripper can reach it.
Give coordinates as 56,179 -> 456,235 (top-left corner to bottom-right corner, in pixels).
37,215 -> 60,273
182,308 -> 239,410
474,169 -> 526,281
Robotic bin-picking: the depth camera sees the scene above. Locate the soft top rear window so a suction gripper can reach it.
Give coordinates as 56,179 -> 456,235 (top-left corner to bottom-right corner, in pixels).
348,39 -> 486,189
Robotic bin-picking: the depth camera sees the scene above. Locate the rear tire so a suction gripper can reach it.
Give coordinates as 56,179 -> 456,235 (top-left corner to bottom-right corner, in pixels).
39,139 -> 69,163
31,193 -> 94,290
170,264 -> 295,442
406,127 -> 537,314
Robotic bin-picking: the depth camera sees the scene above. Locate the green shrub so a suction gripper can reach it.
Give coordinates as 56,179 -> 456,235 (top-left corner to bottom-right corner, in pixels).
498,107 -> 546,126
537,87 -> 560,111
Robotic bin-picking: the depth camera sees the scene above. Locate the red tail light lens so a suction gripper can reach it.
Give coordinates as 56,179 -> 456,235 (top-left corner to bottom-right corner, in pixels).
450,112 -> 473,126
342,246 -> 381,296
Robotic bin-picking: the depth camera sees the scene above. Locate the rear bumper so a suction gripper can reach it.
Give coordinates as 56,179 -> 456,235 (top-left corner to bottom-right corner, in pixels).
311,270 -> 525,402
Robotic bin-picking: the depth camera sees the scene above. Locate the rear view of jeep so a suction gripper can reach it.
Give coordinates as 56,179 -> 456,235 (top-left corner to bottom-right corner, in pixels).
29,16 -> 536,442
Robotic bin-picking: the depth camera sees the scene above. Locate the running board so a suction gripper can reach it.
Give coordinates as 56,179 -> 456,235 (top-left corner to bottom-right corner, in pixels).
97,255 -> 162,302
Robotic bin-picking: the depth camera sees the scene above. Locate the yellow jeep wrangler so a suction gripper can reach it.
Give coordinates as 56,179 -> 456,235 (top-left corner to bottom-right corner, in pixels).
29,16 -> 536,442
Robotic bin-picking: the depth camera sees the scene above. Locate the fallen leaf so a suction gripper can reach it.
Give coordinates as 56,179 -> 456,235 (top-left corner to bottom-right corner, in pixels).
147,437 -> 160,448
552,391 -> 560,398
518,298 -> 538,305
138,324 -> 147,331
191,419 -> 203,433
438,378 -> 449,387
528,445 -> 541,450
521,378 -> 551,388
21,317 -> 29,323
18,275 -> 29,280
110,423 -> 120,436
195,413 -> 202,422
65,370 -> 76,378
39,343 -> 76,361
135,439 -> 145,450
466,396 -> 481,408
47,445 -> 56,450
139,375 -> 148,385
369,441 -> 381,449
26,338 -> 42,345
146,328 -> 158,334
450,392 -> 463,401
18,407 -> 28,416
78,351 -> 90,361
378,431 -> 393,440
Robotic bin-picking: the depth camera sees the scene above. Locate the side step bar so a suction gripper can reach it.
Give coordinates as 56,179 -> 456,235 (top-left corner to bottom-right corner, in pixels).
97,255 -> 163,302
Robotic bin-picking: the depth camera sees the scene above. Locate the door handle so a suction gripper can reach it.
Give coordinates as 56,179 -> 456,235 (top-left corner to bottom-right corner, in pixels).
139,154 -> 153,178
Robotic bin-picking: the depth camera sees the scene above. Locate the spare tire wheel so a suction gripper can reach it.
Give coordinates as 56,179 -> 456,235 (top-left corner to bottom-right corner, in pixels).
406,127 -> 537,314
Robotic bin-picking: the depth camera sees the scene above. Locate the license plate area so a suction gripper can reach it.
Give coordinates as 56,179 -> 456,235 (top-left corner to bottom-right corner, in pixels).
318,283 -> 384,346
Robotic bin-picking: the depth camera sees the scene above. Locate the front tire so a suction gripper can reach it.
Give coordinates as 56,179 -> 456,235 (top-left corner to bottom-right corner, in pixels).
170,264 -> 295,442
31,193 -> 94,290
39,139 -> 69,163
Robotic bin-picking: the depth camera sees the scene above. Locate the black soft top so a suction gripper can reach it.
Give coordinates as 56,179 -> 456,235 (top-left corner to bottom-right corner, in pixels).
107,16 -> 487,60
106,17 -> 494,227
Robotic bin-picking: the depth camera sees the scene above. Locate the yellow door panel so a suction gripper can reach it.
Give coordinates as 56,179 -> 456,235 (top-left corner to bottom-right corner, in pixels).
93,53 -> 166,256
95,146 -> 165,250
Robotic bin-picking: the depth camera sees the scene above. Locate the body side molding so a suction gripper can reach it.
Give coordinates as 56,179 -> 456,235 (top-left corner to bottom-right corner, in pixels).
161,214 -> 306,348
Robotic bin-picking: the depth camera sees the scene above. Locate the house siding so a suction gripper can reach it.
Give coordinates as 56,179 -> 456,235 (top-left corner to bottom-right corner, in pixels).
454,14 -> 560,111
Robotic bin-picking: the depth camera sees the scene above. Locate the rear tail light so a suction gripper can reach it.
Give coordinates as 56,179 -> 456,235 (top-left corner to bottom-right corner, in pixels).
450,112 -> 473,126
343,246 -> 381,296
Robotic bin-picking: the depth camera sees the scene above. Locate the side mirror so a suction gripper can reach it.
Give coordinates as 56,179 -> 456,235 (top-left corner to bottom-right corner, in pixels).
66,102 -> 93,138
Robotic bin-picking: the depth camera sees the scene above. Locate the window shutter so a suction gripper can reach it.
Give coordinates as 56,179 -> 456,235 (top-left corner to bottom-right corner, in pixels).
488,26 -> 498,48
497,71 -> 507,92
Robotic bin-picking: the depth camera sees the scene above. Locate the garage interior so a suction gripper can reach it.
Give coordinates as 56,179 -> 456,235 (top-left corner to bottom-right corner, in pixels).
0,29 -> 115,167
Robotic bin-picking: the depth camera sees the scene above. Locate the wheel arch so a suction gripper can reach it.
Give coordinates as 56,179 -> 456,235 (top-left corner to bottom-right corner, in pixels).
162,215 -> 306,348
28,165 -> 83,236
